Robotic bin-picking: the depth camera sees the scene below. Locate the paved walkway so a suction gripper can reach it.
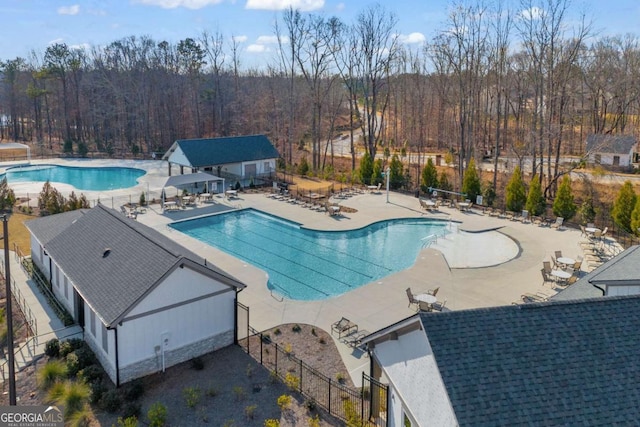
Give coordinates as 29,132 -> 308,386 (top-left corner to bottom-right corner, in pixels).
0,250 -> 82,383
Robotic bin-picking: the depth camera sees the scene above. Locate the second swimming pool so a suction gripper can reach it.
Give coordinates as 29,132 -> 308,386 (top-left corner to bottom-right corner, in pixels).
170,209 -> 449,300
4,164 -> 145,191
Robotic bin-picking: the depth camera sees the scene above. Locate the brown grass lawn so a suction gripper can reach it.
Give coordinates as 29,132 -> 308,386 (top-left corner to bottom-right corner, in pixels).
7,211 -> 34,255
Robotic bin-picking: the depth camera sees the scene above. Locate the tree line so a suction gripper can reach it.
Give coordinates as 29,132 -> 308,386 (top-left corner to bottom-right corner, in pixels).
2,0 -> 640,196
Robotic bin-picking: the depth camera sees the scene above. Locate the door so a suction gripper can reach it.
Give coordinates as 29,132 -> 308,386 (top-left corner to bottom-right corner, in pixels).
74,289 -> 85,327
244,163 -> 256,179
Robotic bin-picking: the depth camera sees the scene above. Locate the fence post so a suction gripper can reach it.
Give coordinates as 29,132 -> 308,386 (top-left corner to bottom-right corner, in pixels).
328,378 -> 331,414
275,342 -> 278,376
260,333 -> 263,365
299,359 -> 303,393
361,372 -> 365,425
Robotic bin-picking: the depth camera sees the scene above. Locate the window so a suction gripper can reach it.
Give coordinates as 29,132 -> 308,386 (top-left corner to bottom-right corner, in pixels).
613,155 -> 620,166
101,324 -> 108,353
264,161 -> 270,173
56,267 -> 61,288
90,310 -> 96,336
63,276 -> 68,298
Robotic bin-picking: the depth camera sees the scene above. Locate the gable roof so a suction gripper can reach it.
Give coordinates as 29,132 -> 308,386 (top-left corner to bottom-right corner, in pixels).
25,204 -> 245,327
585,245 -> 640,285
416,297 -> 640,426
586,134 -> 636,154
164,135 -> 279,168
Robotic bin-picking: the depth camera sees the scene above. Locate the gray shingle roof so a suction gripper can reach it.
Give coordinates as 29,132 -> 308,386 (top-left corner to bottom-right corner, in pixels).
170,135 -> 279,168
586,245 -> 640,285
25,209 -> 88,246
420,296 -> 640,426
586,134 -> 637,154
26,204 -> 244,326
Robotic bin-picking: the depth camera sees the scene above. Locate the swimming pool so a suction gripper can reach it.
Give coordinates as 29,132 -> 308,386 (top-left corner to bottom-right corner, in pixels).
170,209 -> 449,300
4,165 -> 145,191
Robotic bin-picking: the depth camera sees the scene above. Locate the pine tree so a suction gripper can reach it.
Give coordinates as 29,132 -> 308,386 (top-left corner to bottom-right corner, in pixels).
389,154 -> 405,190
358,152 -> 373,185
371,159 -> 384,185
505,166 -> 526,212
525,175 -> 546,216
612,180 -> 636,233
461,158 -> 481,202
421,158 -> 438,194
630,197 -> 640,236
552,175 -> 577,220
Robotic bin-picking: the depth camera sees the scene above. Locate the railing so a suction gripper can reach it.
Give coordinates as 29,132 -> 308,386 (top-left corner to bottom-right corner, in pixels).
22,259 -> 74,326
0,254 -> 37,341
239,326 -> 387,426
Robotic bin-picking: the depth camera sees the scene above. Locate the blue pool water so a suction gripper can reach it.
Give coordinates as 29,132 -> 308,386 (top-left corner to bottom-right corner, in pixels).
4,165 -> 145,191
170,209 -> 449,300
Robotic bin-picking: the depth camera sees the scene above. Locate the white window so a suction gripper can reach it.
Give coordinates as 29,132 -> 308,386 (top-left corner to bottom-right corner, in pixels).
101,324 -> 108,353
90,310 -> 96,336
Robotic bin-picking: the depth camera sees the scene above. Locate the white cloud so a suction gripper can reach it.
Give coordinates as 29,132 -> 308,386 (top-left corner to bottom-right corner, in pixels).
398,32 -> 426,45
48,38 -> 65,47
245,0 -> 324,12
256,35 -> 280,44
520,6 -> 544,20
70,43 -> 91,52
134,0 -> 223,10
247,44 -> 269,53
58,5 -> 80,15
335,2 -> 345,12
233,35 -> 248,43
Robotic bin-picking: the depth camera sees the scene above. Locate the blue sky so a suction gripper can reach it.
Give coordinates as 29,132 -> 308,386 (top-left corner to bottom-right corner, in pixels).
2,0 -> 640,68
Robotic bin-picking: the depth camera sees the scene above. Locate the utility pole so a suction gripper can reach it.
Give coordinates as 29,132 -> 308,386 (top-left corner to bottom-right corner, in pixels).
2,215 -> 16,405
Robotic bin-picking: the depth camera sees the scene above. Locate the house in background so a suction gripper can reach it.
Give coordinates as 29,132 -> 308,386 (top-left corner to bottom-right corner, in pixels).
25,204 -> 246,385
361,296 -> 640,426
162,134 -> 280,191
586,134 -> 637,169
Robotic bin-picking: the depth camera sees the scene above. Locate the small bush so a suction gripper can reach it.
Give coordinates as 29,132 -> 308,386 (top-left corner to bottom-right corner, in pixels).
283,343 -> 292,354
311,328 -> 317,337
264,419 -> 280,427
307,414 -> 320,427
90,381 -> 107,404
116,416 -> 139,427
147,402 -> 167,427
66,353 -> 81,377
319,337 -> 326,345
304,398 -> 317,412
60,380 -> 91,418
261,333 -> 271,343
122,402 -> 142,420
44,339 -> 60,358
292,324 -> 302,333
273,328 -> 281,336
77,365 -> 103,384
190,357 -> 204,371
183,386 -> 201,408
99,389 -> 122,413
336,373 -> 346,384
277,394 -> 292,411
284,373 -> 300,391
206,383 -> 219,397
233,386 -> 246,401
245,404 -> 257,420
123,379 -> 145,401
37,359 -> 67,390
60,338 -> 84,357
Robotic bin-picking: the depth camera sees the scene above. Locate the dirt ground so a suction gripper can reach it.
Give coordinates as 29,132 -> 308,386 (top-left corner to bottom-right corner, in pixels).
2,325 -> 349,427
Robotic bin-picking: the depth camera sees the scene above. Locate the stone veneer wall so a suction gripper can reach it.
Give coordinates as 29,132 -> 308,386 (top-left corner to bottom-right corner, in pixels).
118,330 -> 234,384
84,333 -> 117,385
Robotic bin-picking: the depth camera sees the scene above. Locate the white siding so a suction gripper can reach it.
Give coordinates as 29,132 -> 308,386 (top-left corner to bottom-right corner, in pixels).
606,285 -> 640,296
222,163 -> 242,177
590,152 -> 631,167
126,267 -> 230,317
167,146 -> 191,167
374,328 -> 458,427
117,291 -> 235,367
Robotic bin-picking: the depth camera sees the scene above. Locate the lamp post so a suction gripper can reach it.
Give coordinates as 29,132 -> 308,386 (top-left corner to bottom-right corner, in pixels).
385,167 -> 391,203
1,214 -> 16,405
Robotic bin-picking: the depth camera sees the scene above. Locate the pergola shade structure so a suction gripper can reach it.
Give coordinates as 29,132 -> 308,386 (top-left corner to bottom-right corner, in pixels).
161,172 -> 224,206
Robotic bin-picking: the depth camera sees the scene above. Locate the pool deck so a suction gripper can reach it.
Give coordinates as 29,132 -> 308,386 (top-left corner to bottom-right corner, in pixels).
6,159 -> 589,385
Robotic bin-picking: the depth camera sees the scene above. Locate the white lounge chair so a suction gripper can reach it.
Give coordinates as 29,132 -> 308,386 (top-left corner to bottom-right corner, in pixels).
551,217 -> 564,230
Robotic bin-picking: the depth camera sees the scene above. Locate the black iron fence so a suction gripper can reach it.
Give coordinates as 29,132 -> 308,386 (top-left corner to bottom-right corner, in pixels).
235,303 -> 387,427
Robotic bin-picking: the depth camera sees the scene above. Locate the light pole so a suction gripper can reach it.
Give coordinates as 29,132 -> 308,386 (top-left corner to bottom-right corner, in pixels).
385,167 -> 391,203
1,214 -> 16,405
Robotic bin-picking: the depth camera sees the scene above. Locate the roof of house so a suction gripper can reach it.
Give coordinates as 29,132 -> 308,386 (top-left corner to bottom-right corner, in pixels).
585,245 -> 640,285
164,135 -> 280,168
586,134 -> 637,154
418,297 -> 640,425
25,204 -> 245,326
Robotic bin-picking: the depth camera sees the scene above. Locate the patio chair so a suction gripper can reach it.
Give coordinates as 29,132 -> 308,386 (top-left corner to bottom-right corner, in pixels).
543,261 -> 553,275
406,288 -> 419,310
431,299 -> 447,312
551,217 -> 564,230
331,317 -> 358,338
427,287 -> 440,296
520,210 -> 530,223
571,258 -> 583,272
418,300 -> 433,312
344,329 -> 369,348
580,225 -> 587,237
541,268 -> 553,286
